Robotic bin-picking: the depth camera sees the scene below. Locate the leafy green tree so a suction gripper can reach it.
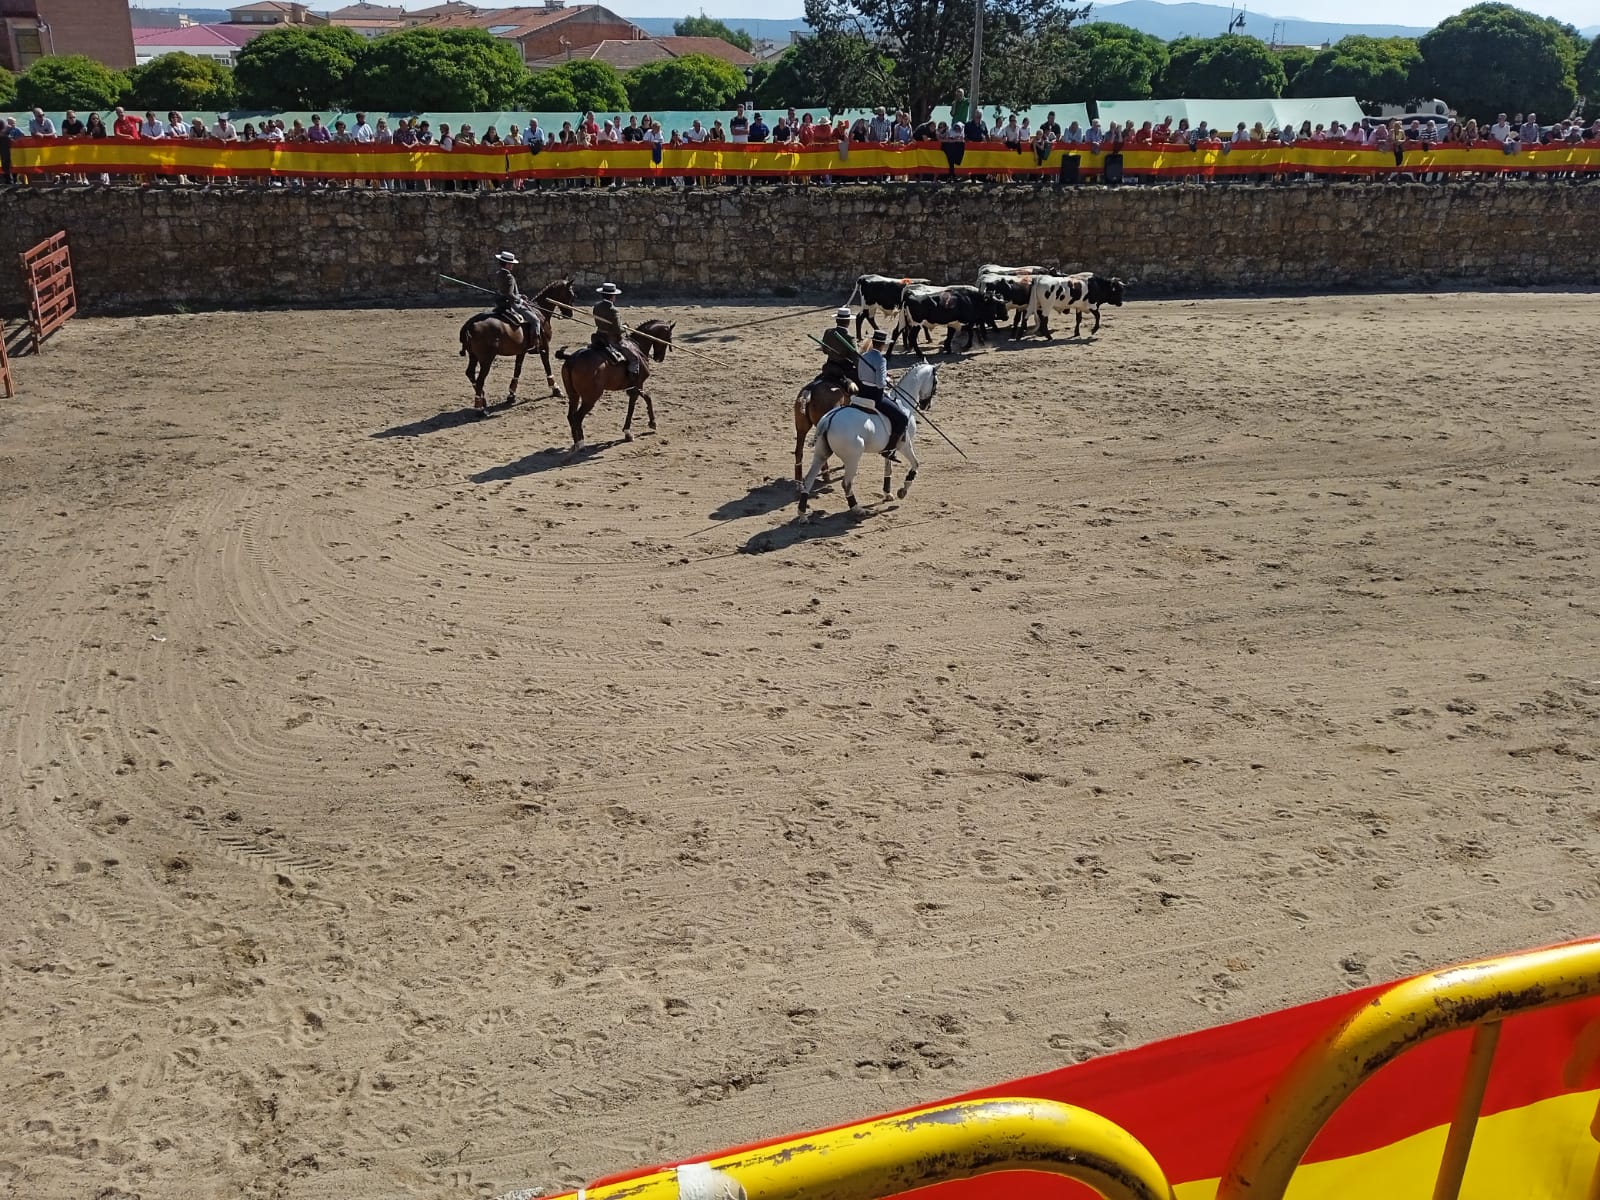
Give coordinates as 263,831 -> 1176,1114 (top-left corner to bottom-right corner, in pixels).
1286,35 -> 1425,106
626,53 -> 744,110
125,52 -> 237,111
0,66 -> 16,110
673,14 -> 754,52
1580,35 -> 1600,105
1274,43 -> 1317,92
1159,33 -> 1285,98
1053,22 -> 1168,102
1419,3 -> 1578,122
805,0 -> 1088,121
524,60 -> 629,112
752,32 -> 893,113
233,25 -> 365,109
16,55 -> 127,110
350,27 -> 526,111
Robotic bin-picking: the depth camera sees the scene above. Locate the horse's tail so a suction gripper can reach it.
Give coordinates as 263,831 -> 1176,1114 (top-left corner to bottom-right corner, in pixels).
554,347 -> 570,361
458,318 -> 474,356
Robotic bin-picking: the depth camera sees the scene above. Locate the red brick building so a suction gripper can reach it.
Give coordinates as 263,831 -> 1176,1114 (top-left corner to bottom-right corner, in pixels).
1,0 -> 135,71
418,3 -> 647,65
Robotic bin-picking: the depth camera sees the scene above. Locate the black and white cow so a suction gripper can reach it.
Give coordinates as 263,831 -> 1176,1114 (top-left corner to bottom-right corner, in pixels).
1021,272 -> 1127,339
897,285 -> 1011,356
977,263 -> 1057,336
847,273 -> 932,341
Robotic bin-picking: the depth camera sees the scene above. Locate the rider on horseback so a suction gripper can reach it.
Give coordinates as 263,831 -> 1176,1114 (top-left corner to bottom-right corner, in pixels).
492,251 -> 541,345
591,282 -> 642,385
855,329 -> 909,458
818,308 -> 859,391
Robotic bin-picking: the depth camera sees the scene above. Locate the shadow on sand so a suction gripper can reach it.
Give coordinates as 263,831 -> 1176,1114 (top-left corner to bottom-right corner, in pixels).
470,434 -> 641,482
709,478 -> 802,522
738,505 -> 881,554
371,397 -> 526,438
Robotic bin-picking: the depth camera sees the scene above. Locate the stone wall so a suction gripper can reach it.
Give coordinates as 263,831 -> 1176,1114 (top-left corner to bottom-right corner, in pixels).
2,183 -> 1597,316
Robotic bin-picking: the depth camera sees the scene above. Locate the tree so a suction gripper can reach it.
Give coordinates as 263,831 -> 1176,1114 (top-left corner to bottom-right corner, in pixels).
753,32 -> 893,112
626,53 -> 744,110
1285,35 -> 1425,106
350,27 -> 526,111
1419,3 -> 1578,122
523,60 -> 630,112
16,55 -> 126,110
1053,22 -> 1168,102
125,52 -> 237,111
805,0 -> 1088,122
1158,33 -> 1286,98
673,14 -> 754,52
0,66 -> 16,110
232,25 -> 365,110
1580,34 -> 1600,105
1274,43 -> 1317,92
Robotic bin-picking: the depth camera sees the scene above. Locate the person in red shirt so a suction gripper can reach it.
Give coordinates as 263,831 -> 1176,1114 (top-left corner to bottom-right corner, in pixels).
111,106 -> 141,138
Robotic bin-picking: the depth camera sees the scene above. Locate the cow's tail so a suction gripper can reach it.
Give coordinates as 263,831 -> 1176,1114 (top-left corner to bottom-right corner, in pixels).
845,276 -> 864,309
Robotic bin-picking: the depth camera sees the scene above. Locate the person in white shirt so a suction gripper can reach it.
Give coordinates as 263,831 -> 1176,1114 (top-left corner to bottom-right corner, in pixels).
1489,114 -> 1512,143
214,118 -> 237,141
1000,115 -> 1022,146
141,110 -> 166,139
353,112 -> 374,143
685,119 -> 706,143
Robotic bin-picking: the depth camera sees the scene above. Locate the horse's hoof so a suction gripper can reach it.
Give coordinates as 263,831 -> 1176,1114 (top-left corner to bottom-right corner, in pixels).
623,431 -> 634,442
648,422 -> 658,431
896,487 -> 909,499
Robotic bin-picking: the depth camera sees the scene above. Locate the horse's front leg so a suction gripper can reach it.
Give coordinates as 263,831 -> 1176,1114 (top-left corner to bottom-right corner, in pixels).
622,388 -> 639,441
507,353 -> 525,403
540,337 -> 559,395
896,431 -> 921,500
642,390 -> 656,432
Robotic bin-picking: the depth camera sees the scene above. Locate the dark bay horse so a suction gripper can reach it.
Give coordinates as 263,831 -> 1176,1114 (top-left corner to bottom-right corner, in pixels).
555,319 -> 675,454
458,277 -> 577,409
793,376 -> 852,481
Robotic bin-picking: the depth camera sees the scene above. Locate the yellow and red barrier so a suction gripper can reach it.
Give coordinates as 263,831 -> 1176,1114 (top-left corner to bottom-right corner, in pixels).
543,938 -> 1600,1200
12,136 -> 1600,182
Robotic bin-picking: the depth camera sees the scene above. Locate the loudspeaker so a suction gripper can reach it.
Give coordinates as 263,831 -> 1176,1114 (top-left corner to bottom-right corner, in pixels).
1059,154 -> 1080,187
1103,152 -> 1125,186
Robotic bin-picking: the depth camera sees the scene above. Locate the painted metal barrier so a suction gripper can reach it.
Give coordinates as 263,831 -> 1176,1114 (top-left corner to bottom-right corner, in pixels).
570,1098 -> 1175,1200
1216,938 -> 1600,1200
0,334 -> 13,398
19,231 -> 77,353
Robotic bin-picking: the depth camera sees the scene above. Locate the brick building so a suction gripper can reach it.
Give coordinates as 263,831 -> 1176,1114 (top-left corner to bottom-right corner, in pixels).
417,2 -> 647,65
1,0 -> 135,71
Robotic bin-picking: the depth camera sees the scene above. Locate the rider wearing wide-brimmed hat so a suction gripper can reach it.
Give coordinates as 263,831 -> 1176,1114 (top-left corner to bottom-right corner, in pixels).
492,250 -> 540,344
818,307 -> 859,389
856,328 -> 907,458
590,281 -> 641,384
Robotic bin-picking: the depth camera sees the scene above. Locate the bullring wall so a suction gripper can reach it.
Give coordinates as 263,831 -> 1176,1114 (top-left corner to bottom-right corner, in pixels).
1,183 -> 1597,314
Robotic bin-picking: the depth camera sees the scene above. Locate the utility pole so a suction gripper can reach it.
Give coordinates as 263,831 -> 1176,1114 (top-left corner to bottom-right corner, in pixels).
968,0 -> 983,126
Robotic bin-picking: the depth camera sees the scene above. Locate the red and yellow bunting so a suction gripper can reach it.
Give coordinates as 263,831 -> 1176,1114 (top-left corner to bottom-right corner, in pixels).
13,135 -> 1600,182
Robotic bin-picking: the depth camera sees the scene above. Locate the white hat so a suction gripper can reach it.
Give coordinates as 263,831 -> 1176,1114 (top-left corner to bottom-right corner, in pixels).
495,251 -> 518,264
835,307 -> 852,320
597,282 -> 622,297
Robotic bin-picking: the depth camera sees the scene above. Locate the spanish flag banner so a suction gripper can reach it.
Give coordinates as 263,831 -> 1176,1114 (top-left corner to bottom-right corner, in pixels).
14,136 -> 1600,182
562,938 -> 1600,1200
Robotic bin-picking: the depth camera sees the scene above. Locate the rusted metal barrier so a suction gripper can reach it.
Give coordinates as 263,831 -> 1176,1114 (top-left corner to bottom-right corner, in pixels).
0,335 -> 13,398
19,231 -> 77,352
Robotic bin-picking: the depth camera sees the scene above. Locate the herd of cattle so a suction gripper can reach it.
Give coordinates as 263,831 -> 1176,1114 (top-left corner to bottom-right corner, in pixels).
848,265 -> 1127,355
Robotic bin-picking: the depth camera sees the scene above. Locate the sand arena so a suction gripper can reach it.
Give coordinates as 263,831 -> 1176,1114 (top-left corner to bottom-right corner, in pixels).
1,292 -> 1597,1200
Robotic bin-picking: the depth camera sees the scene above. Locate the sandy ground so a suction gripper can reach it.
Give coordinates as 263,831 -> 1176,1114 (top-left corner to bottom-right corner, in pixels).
1,292 -> 1597,1200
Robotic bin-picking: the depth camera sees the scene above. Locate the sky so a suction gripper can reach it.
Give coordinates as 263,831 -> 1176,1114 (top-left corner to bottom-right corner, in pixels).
379,0 -> 1600,26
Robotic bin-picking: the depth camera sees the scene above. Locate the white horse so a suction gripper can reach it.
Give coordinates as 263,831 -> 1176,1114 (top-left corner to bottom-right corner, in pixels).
798,361 -> 939,516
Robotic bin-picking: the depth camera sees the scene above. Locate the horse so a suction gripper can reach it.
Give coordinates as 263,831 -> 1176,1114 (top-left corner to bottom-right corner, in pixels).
554,319 -> 675,454
458,277 -> 577,409
797,361 -> 939,516
793,358 -> 940,481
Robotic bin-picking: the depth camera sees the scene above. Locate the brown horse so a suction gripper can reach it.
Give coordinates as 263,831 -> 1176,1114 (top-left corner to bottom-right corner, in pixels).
458,277 -> 577,409
555,319 -> 675,453
793,375 -> 853,480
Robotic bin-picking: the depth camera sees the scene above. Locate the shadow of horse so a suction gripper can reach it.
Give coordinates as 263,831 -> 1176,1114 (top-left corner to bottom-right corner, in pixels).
739,508 -> 863,554
469,435 -> 634,483
372,397 -> 520,438
710,478 -> 804,522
